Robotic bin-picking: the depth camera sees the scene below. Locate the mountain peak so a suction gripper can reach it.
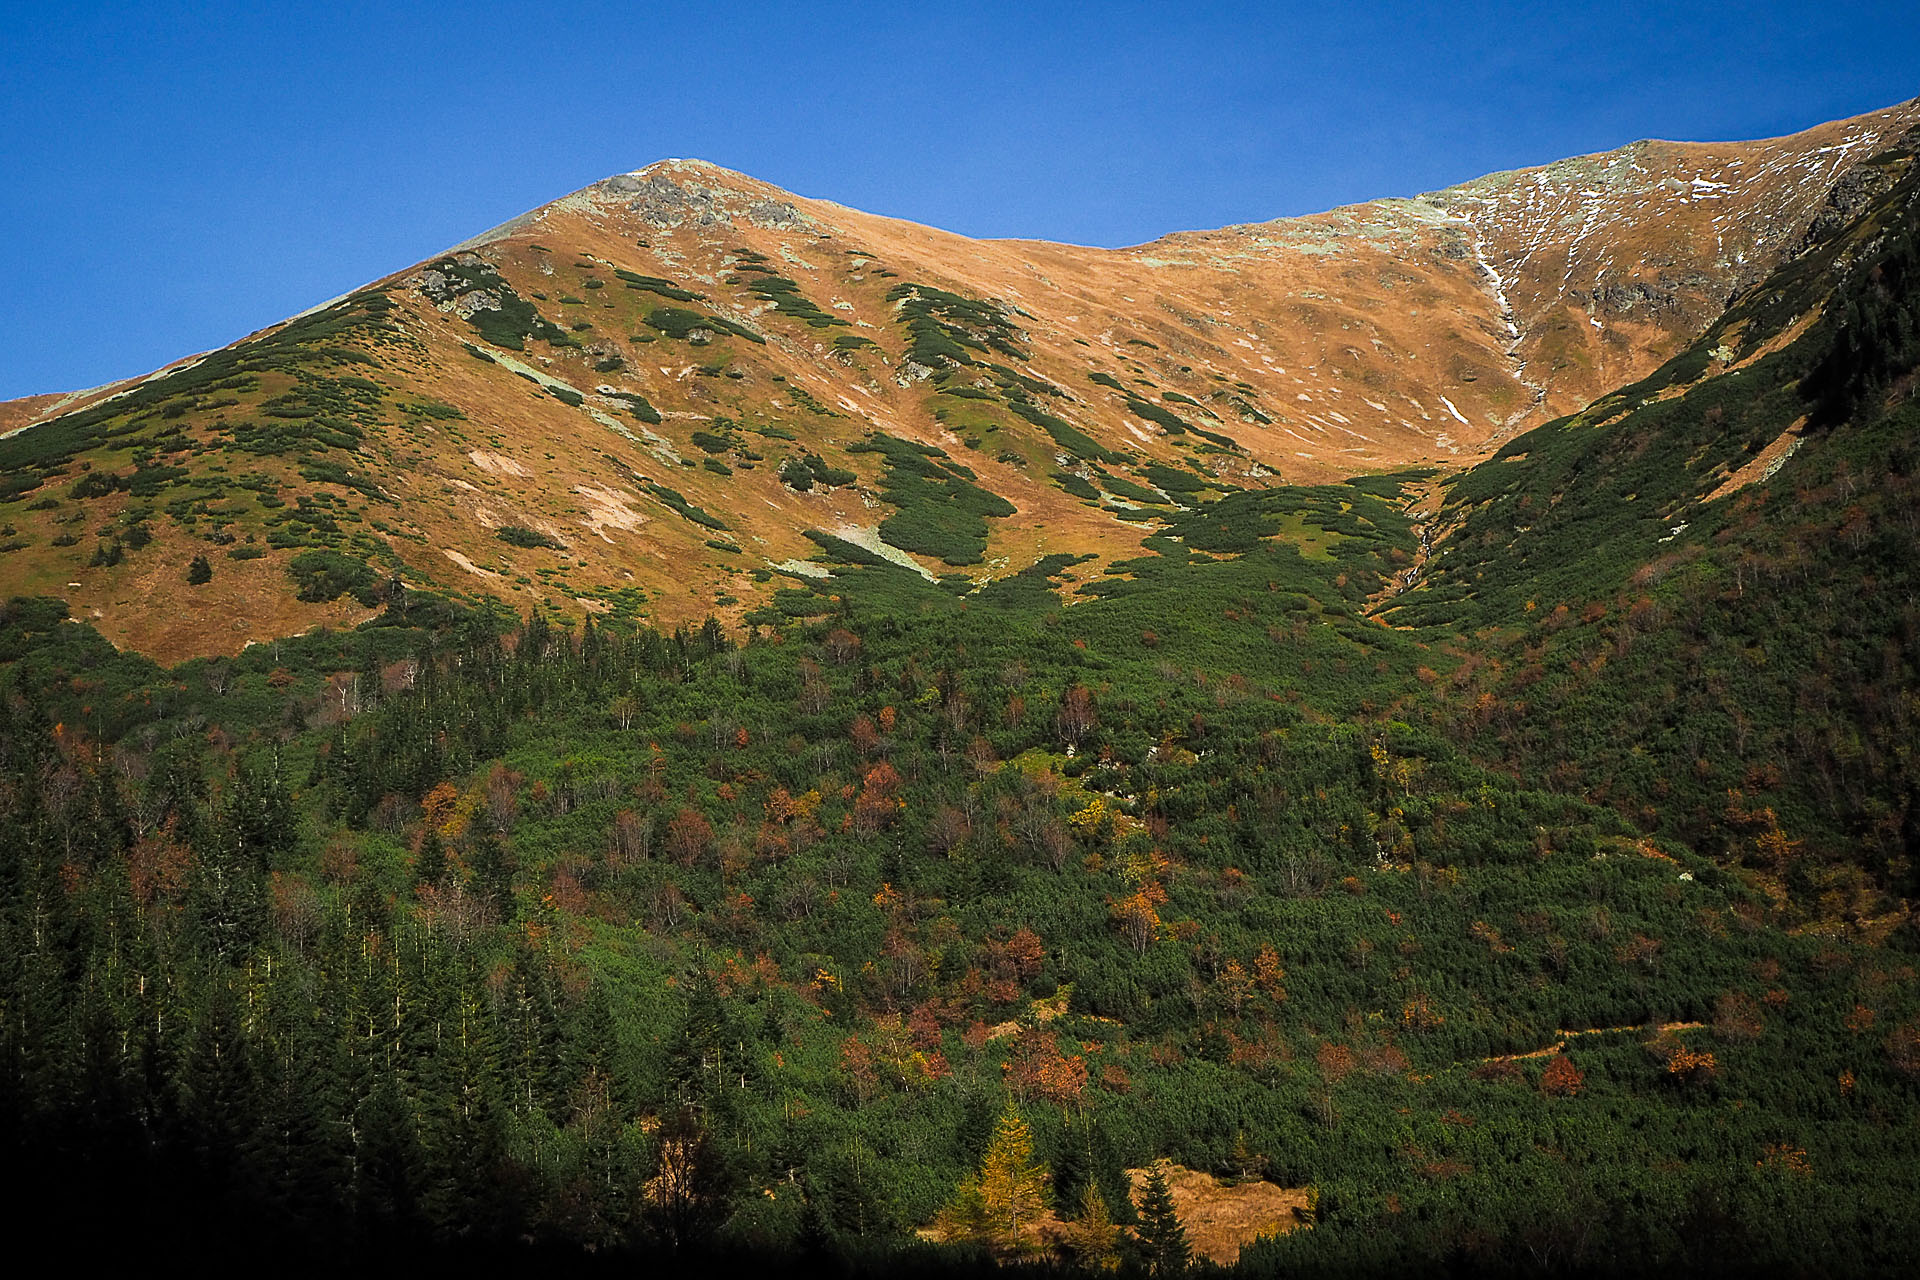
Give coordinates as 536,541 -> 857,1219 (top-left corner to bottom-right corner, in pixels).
5,97 -> 1916,660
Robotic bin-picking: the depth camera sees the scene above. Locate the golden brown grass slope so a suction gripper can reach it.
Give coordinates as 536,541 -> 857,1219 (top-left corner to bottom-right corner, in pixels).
2,98 -> 1914,661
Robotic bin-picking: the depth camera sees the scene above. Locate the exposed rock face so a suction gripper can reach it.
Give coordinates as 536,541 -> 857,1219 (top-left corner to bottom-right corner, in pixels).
603,173 -> 735,229
1581,271 -> 1723,318
412,263 -> 503,318
747,198 -> 805,229
591,166 -> 811,233
1790,126 -> 1920,256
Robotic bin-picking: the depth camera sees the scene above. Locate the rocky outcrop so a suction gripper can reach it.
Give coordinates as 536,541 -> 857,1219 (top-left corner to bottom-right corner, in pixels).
602,173 -> 735,229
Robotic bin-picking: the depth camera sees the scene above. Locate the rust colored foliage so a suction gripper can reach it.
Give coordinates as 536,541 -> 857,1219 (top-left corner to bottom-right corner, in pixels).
1401,992 -> 1445,1032
1472,1058 -> 1524,1084
1615,932 -> 1662,970
1109,885 -> 1166,954
665,807 -> 714,866
127,823 -> 192,906
485,763 -> 521,829
1217,958 -> 1254,1016
1655,1039 -> 1720,1084
997,927 -> 1045,983
853,761 -> 903,831
319,837 -> 359,886
1253,944 -> 1288,1002
608,808 -> 650,867
850,715 -> 880,760
549,863 -> 592,917
421,780 -> 461,833
824,627 -> 861,665
1056,684 -> 1097,746
268,872 -> 322,949
1888,1020 -> 1920,1078
1757,1144 -> 1813,1176
1009,1027 -> 1088,1108
840,1034 -> 879,1103
1317,1042 -> 1355,1085
908,1000 -> 946,1049
1540,1054 -> 1585,1097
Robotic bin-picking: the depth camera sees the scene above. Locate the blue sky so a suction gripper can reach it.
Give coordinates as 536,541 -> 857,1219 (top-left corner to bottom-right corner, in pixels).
3,1 -> 1917,399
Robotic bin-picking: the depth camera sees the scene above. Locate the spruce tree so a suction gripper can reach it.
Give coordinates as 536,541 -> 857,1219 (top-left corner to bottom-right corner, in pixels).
1136,1162 -> 1191,1277
465,814 -> 516,916
667,960 -> 727,1105
413,827 -> 447,890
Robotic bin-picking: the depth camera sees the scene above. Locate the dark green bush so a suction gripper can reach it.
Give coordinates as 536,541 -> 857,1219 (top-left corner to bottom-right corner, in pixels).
644,308 -> 713,340
497,526 -> 566,550
606,391 -> 662,423
615,269 -> 704,302
286,549 -> 381,604
1053,472 -> 1099,500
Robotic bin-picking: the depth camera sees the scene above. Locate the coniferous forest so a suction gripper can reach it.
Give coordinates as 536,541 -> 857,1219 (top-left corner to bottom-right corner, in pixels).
6,111 -> 1920,1280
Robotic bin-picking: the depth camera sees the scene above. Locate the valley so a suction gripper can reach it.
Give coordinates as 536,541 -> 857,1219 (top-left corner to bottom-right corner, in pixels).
3,96 -> 1918,1277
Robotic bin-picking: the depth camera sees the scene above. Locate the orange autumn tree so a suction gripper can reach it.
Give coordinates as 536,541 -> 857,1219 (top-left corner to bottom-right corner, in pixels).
1110,884 -> 1166,955
1217,958 -> 1255,1017
421,781 -> 461,834
1009,1026 -> 1088,1110
665,807 -> 714,866
1253,944 -> 1288,1004
1541,1053 -> 1584,1097
852,761 -> 903,831
1656,1039 -> 1720,1085
127,822 -> 192,907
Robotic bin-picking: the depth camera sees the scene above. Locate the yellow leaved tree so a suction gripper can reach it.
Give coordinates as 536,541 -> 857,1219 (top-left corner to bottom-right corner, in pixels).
937,1101 -> 1052,1252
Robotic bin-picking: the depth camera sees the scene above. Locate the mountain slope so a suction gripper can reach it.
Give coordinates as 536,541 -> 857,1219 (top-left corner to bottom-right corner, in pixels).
3,98 -> 1916,660
1387,109 -> 1920,899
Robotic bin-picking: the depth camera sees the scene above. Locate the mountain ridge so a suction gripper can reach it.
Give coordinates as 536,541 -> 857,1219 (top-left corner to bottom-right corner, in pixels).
3,96 -> 1916,661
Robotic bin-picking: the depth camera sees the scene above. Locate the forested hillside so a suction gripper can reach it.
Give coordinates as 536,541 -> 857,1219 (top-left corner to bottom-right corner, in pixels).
4,118 -> 1920,1280
1392,118 -> 1920,906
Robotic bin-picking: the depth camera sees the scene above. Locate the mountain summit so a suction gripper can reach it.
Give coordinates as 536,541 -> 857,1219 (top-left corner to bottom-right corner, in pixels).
3,98 -> 1917,659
